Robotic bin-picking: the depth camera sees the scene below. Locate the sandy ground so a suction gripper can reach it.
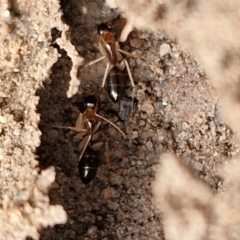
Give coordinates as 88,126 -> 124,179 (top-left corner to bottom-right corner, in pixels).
38,1 -> 238,239
1,0 -> 240,239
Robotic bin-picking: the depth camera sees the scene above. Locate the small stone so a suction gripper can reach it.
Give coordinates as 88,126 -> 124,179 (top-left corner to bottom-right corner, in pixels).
126,235 -> 133,240
13,68 -> 20,72
137,160 -> 143,165
14,189 -> 30,203
219,134 -> 226,141
141,101 -> 155,116
140,111 -> 148,119
107,201 -> 119,211
170,68 -> 176,75
131,160 -> 136,166
102,187 -> 118,199
182,121 -> 189,130
146,141 -> 153,150
87,226 -> 97,235
164,103 -> 171,112
213,152 -> 219,157
162,97 -> 168,102
132,131 -> 138,139
194,162 -> 203,171
130,38 -> 145,48
160,43 -> 171,57
0,115 -> 6,123
154,102 -> 162,112
139,120 -> 146,126
202,124 -> 209,130
153,85 -> 161,92
196,117 -> 203,124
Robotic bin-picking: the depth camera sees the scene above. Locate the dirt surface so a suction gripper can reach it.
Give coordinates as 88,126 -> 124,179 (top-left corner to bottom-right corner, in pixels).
1,0 -> 240,239
35,0 -> 239,239
0,1 -> 68,239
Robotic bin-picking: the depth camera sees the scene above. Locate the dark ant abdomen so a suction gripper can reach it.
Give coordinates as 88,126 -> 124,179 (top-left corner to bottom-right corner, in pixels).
78,147 -> 99,184
107,66 -> 125,103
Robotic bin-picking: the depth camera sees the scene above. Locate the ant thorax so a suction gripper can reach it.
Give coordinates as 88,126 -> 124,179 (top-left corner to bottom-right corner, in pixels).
83,108 -> 99,132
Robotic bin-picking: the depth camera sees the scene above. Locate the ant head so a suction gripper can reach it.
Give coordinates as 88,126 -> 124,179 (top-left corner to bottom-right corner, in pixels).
97,23 -> 111,35
84,95 -> 98,109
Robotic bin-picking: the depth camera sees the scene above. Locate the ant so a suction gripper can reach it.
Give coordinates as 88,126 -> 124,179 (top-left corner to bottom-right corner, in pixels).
55,94 -> 126,184
86,22 -> 136,103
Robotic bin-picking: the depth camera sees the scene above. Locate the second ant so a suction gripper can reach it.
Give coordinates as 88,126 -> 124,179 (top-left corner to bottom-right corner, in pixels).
55,94 -> 126,184
86,22 -> 136,103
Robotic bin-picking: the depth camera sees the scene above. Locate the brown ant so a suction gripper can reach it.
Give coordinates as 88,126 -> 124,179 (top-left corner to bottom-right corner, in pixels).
86,23 -> 136,103
55,94 -> 126,184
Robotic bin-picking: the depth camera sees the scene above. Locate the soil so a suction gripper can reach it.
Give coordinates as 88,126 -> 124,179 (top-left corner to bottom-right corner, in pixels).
35,0 -> 238,239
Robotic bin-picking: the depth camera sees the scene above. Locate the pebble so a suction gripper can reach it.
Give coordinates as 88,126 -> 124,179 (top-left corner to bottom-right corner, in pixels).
14,189 -> 30,203
213,152 -> 219,157
182,121 -> 189,130
137,160 -> 143,165
131,160 -> 136,166
170,68 -> 176,75
87,226 -> 97,235
164,103 -> 171,112
126,235 -> 133,240
102,187 -> 118,199
107,201 -> 119,211
219,134 -> 226,142
139,120 -> 146,126
196,117 -> 203,124
141,102 -> 155,116
140,111 -> 148,119
146,141 -> 153,150
159,43 -> 171,57
132,131 -> 139,139
130,38 -> 145,48
194,162 -> 203,171
0,115 -> 6,123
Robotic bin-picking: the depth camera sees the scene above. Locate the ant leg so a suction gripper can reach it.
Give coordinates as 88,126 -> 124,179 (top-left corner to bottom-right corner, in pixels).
117,49 -> 137,59
123,59 -> 137,114
117,59 -> 125,71
99,62 -> 112,99
116,58 -> 134,87
53,125 -> 87,132
123,59 -> 134,88
101,62 -> 110,88
53,113 -> 85,132
78,134 -> 92,162
86,56 -> 106,66
95,113 -> 126,139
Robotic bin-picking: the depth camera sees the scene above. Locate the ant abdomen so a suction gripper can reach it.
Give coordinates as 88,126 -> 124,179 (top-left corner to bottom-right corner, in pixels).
107,66 -> 125,103
78,147 -> 99,184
